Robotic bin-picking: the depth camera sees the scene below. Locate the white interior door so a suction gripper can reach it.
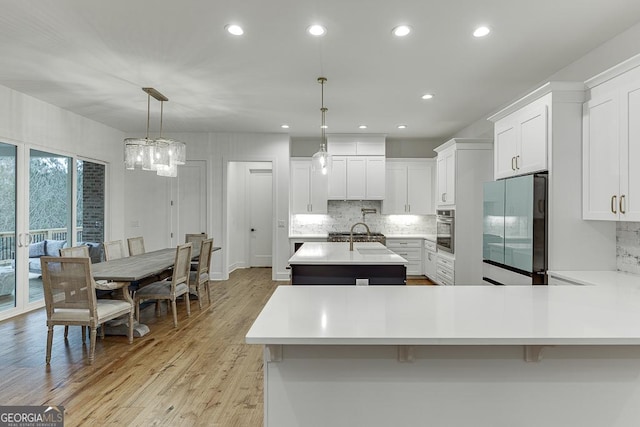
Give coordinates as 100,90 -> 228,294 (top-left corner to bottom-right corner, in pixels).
249,169 -> 272,267
172,160 -> 207,245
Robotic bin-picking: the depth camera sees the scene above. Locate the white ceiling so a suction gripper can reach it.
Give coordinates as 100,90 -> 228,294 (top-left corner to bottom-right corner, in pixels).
1,0 -> 640,139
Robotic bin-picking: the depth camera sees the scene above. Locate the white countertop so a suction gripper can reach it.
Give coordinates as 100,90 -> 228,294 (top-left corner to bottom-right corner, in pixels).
548,270 -> 640,286
246,284 -> 640,346
288,242 -> 408,265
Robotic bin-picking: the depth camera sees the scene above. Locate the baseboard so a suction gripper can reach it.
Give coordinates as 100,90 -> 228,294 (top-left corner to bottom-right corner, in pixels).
275,271 -> 290,281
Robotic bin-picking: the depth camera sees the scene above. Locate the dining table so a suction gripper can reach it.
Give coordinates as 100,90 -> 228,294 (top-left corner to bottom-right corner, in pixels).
91,245 -> 221,337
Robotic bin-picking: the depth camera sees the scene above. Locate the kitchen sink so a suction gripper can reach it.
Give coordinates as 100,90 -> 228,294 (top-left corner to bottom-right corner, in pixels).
356,248 -> 392,255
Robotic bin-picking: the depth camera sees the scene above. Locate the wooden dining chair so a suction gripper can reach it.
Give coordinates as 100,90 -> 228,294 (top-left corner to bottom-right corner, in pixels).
103,240 -> 126,261
60,245 -> 90,258
189,238 -> 213,309
40,256 -> 134,364
59,245 -> 92,341
185,233 -> 207,270
134,243 -> 192,328
127,237 -> 145,256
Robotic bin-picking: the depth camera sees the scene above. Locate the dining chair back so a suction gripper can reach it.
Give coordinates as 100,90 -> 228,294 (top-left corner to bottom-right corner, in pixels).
60,245 -> 90,258
189,238 -> 214,309
58,245 -> 93,340
40,256 -> 134,364
103,240 -> 126,261
134,243 -> 192,327
127,237 -> 145,256
185,233 -> 207,247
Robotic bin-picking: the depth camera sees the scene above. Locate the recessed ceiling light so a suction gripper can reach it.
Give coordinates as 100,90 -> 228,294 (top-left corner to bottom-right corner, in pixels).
320,124 -> 328,129
225,24 -> 244,36
473,26 -> 490,38
307,24 -> 326,36
392,25 -> 412,37
359,125 -> 368,129
397,124 -> 407,129
281,124 -> 290,129
421,93 -> 434,100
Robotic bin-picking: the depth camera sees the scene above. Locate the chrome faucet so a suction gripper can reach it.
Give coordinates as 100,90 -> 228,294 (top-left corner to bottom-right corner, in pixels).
349,222 -> 371,251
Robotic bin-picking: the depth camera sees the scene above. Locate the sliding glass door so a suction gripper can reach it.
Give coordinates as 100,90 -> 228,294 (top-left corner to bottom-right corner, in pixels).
0,142 -> 106,319
27,149 -> 72,304
0,143 -> 17,313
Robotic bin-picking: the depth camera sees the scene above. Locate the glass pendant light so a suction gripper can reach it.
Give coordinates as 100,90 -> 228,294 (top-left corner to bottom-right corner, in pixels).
311,77 -> 331,175
123,87 -> 186,177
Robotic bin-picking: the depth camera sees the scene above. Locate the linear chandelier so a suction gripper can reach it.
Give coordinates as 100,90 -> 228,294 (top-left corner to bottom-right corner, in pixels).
124,87 -> 186,177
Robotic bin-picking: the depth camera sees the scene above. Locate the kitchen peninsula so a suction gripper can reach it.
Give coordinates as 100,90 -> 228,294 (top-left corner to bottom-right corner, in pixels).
288,241 -> 407,285
247,284 -> 640,427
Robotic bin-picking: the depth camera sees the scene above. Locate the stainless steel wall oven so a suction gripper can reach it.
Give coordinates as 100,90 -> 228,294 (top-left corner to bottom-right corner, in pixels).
436,209 -> 455,254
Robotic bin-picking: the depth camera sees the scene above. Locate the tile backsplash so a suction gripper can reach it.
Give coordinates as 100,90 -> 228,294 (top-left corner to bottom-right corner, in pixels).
290,200 -> 436,235
617,222 -> 640,274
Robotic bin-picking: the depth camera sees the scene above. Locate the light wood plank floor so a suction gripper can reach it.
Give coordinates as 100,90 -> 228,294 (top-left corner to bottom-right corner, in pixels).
0,267 -> 279,426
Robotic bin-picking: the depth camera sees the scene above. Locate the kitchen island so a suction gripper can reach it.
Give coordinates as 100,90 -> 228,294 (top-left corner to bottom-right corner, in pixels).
247,284 -> 640,427
288,241 -> 407,285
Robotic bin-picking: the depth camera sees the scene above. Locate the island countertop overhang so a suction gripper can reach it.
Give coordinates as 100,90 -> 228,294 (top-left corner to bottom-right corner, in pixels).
246,284 -> 640,346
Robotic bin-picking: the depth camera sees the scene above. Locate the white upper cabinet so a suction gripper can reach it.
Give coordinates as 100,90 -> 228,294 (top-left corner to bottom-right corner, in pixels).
326,135 -> 386,200
290,159 -> 327,214
491,96 -> 549,179
583,64 -> 640,221
382,159 -> 435,214
327,155 -> 347,199
436,147 -> 455,206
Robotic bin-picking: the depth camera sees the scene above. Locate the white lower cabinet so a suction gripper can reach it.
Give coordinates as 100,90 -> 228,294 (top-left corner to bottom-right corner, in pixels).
436,253 -> 455,286
423,240 -> 437,281
386,238 -> 423,276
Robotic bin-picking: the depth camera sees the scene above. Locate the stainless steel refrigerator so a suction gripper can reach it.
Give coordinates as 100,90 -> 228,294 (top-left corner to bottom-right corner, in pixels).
482,173 -> 547,285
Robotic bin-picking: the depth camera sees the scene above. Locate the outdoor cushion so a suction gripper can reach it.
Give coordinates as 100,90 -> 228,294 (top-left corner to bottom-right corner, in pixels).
28,240 -> 46,258
45,240 -> 66,257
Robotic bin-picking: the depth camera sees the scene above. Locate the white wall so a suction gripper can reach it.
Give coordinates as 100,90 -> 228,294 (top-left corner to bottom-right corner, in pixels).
0,84 -> 126,241
123,132 -> 290,281
453,20 -> 640,139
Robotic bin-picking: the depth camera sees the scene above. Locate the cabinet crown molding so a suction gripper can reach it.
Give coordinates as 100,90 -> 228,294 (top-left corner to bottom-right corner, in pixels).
433,138 -> 493,153
487,81 -> 585,123
585,52 -> 640,89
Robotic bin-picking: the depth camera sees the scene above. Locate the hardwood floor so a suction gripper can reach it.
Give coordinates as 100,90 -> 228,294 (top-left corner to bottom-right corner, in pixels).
0,267 -> 279,426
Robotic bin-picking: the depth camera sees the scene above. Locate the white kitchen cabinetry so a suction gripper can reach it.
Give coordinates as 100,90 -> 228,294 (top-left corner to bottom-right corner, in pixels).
491,96 -> 548,179
583,65 -> 640,221
436,253 -> 455,286
423,239 -> 437,282
290,159 -> 327,214
433,138 -> 493,284
436,149 -> 455,206
382,159 -> 435,214
386,238 -> 423,276
489,80 -> 616,274
327,135 -> 386,200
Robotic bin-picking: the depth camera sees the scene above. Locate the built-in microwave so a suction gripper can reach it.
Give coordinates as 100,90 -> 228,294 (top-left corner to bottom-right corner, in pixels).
436,209 -> 455,254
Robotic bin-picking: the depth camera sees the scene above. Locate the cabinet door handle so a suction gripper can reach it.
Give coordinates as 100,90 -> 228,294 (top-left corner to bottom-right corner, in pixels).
620,195 -> 626,214
515,155 -> 520,170
611,195 -> 617,214
511,156 -> 516,171
407,204 -> 410,213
